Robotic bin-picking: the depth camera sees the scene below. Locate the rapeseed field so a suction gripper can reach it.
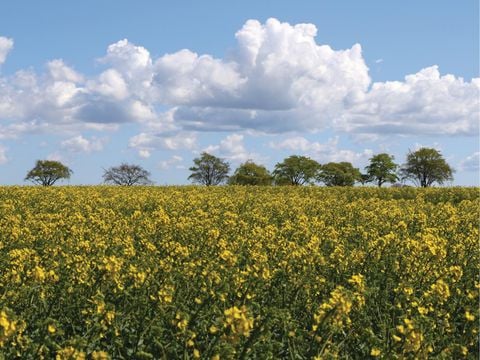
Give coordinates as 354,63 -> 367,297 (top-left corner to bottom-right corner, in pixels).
0,186 -> 478,359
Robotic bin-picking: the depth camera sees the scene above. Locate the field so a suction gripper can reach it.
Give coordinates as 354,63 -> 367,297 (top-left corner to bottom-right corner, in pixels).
0,186 -> 478,359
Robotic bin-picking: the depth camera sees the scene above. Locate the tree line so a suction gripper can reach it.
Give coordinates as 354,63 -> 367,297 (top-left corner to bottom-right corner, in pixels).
23,147 -> 454,188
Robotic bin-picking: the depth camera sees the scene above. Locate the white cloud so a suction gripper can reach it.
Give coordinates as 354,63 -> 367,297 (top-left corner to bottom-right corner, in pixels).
153,49 -> 244,106
99,39 -> 153,97
340,66 -> 480,136
203,133 -> 264,163
47,59 -> 84,83
459,152 -> 479,172
87,69 -> 128,100
60,135 -> 106,153
154,18 -> 370,132
159,155 -> 183,170
270,136 -> 373,165
128,131 -> 197,157
101,39 -> 152,81
138,149 -> 151,159
0,20 -> 478,142
0,37 -> 13,65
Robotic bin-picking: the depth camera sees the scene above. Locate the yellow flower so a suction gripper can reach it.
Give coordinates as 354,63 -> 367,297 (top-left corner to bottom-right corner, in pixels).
33,266 -> 46,282
92,351 -> 110,360
48,324 -> 56,334
176,316 -> 188,332
465,311 -> 475,321
224,306 -> 254,337
417,307 -> 428,315
209,325 -> 218,334
105,311 -> 115,324
56,347 -> 86,360
0,310 -> 17,346
370,348 -> 381,357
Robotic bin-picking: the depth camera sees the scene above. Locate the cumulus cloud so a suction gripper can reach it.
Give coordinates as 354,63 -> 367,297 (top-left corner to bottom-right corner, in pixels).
159,155 -> 183,170
340,66 -> 480,136
100,39 -> 152,88
87,69 -> 128,100
60,135 -> 106,153
270,136 -> 373,165
0,37 -> 13,65
128,131 -> 197,157
0,19 -> 478,142
203,133 -> 265,164
152,18 -> 370,132
459,152 -> 479,172
47,59 -> 84,83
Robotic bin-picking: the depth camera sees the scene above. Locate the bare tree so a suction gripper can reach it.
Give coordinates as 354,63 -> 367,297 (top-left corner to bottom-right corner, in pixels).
103,163 -> 153,186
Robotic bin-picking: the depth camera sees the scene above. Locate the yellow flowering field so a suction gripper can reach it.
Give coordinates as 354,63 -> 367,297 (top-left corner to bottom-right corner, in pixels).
0,186 -> 478,359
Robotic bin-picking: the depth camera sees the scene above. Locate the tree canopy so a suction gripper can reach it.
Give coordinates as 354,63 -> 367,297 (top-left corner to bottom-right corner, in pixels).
400,148 -> 454,187
229,160 -> 273,185
188,152 -> 230,186
364,153 -> 398,187
273,155 -> 321,185
25,160 -> 72,186
103,163 -> 153,186
317,162 -> 362,187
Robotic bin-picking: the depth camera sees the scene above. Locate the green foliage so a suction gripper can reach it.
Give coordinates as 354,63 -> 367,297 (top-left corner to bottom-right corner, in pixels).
272,155 -> 321,185
318,162 -> 362,186
103,163 -> 152,186
365,153 -> 398,187
24,160 -> 72,186
188,152 -> 230,186
400,148 -> 454,187
228,160 -> 273,185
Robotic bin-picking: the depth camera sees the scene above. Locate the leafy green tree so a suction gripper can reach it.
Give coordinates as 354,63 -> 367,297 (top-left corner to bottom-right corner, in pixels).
103,163 -> 153,186
25,160 -> 72,186
273,155 -> 321,185
317,162 -> 362,186
188,152 -> 230,186
365,153 -> 398,187
229,160 -> 273,185
400,147 -> 454,187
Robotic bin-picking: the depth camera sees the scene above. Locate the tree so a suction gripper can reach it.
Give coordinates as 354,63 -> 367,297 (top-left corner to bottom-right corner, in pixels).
25,160 -> 72,186
103,163 -> 153,186
273,155 -> 321,185
317,162 -> 362,187
229,160 -> 273,185
364,153 -> 399,187
400,148 -> 454,187
188,152 -> 230,186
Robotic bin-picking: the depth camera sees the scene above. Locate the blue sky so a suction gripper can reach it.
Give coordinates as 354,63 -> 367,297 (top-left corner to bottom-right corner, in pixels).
0,0 -> 478,185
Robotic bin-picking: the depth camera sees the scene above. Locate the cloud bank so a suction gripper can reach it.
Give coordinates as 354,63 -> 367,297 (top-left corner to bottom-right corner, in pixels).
0,19 -> 478,153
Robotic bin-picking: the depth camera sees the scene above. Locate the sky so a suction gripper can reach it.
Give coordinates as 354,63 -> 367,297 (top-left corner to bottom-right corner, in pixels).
0,0 -> 478,186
